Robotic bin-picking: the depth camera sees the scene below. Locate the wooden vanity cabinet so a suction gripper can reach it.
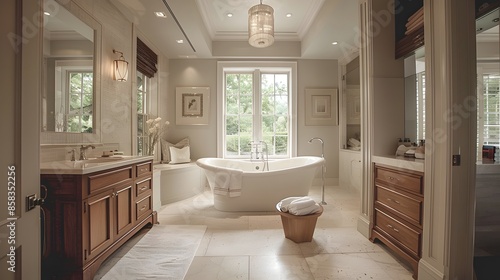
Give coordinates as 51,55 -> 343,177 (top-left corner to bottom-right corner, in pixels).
41,160 -> 155,280
370,164 -> 424,279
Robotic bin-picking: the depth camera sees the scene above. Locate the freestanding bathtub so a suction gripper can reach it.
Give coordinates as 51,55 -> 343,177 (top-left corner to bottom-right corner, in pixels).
196,156 -> 324,211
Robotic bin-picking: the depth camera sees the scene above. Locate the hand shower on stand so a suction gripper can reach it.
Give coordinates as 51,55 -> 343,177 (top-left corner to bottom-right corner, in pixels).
308,137 -> 327,205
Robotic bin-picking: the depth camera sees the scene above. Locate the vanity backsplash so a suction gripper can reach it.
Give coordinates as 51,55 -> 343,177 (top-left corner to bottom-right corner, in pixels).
40,143 -> 120,163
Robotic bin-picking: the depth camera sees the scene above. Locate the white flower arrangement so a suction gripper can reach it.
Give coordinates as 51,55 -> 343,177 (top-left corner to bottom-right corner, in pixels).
146,117 -> 169,156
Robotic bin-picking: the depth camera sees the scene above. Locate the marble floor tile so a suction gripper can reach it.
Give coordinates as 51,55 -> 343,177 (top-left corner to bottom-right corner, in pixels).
305,252 -> 400,280
184,256 -> 249,280
249,255 -> 314,280
205,229 -> 303,256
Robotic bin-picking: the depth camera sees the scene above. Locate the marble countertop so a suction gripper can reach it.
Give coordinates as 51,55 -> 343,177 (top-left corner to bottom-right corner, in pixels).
40,155 -> 154,175
372,155 -> 424,172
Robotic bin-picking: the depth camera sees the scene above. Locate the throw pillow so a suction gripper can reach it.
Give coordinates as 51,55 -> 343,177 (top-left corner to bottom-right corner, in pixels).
161,137 -> 189,163
169,146 -> 191,164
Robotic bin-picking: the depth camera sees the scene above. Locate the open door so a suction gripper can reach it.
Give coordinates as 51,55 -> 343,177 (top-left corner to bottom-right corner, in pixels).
0,0 -> 41,279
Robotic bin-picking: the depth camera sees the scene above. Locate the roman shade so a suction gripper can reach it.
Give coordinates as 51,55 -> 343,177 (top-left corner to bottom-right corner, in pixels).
137,38 -> 157,78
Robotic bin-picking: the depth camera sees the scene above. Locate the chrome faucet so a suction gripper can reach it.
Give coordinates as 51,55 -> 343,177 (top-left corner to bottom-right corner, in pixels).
68,149 -> 77,161
249,141 -> 269,171
308,137 -> 326,205
79,145 -> 95,160
259,141 -> 269,171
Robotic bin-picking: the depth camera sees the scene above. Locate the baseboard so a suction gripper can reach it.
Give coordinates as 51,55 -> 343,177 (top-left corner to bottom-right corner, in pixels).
418,259 -> 445,280
357,214 -> 370,238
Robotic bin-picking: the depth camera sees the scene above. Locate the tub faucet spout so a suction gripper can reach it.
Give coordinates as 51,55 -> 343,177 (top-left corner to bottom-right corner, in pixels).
259,141 -> 269,171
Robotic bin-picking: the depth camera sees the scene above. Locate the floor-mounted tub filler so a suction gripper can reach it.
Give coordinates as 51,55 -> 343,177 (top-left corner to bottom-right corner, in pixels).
196,156 -> 324,211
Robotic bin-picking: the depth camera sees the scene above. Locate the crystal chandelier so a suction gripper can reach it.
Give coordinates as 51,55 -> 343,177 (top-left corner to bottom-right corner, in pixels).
248,0 -> 274,48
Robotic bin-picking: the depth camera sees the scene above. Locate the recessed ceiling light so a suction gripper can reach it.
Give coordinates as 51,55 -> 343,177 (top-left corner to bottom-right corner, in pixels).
227,13 -> 233,18
493,18 -> 499,22
176,39 -> 184,44
286,13 -> 292,18
44,11 -> 51,16
154,11 -> 167,18
332,41 -> 338,45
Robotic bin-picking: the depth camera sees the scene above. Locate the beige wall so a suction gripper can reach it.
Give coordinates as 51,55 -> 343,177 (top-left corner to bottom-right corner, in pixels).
166,59 -> 340,179
166,59 -> 218,160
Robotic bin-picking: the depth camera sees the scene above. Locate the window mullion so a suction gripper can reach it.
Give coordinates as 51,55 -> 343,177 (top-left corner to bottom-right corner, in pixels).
254,70 -> 262,142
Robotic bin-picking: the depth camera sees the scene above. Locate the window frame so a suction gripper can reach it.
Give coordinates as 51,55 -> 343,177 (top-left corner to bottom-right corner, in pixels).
477,64 -> 500,160
217,61 -> 297,159
136,71 -> 151,156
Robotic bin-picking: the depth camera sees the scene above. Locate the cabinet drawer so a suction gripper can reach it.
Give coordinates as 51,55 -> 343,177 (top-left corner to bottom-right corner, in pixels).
375,210 -> 421,256
375,167 -> 423,194
135,178 -> 151,197
88,167 -> 133,195
136,195 -> 152,220
136,162 -> 152,177
376,186 -> 423,225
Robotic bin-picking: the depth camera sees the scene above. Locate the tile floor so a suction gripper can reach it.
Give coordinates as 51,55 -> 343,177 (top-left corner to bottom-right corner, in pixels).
154,184 -> 414,280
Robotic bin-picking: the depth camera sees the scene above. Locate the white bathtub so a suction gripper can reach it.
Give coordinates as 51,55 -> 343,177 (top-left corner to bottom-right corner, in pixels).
196,156 -> 324,211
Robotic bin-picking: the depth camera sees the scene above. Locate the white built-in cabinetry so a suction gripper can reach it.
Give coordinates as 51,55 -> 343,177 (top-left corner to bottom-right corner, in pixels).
339,149 -> 361,192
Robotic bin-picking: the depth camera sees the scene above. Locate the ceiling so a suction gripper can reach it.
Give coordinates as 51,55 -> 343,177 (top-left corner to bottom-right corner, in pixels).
109,0 -> 359,60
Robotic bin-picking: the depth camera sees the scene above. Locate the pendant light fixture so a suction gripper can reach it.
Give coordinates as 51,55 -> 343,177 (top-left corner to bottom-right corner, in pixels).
248,0 -> 274,48
113,49 -> 129,82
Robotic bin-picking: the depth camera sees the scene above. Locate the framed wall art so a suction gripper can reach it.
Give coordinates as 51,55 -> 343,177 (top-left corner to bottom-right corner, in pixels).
305,88 -> 338,126
176,87 -> 210,125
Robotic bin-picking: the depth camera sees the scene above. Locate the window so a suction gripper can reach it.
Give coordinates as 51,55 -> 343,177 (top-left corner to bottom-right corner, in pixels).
66,71 -> 93,133
416,72 -> 425,141
218,62 -> 297,159
135,38 -> 158,156
477,73 -> 500,159
136,72 -> 150,155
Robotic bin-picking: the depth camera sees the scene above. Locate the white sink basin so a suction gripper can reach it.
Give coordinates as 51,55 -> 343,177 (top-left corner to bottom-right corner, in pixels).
84,157 -> 124,163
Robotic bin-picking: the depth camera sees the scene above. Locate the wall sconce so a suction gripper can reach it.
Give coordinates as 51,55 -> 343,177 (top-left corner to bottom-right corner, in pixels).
113,49 -> 129,82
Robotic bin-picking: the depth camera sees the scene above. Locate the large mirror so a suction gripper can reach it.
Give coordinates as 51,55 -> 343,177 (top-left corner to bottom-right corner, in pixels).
41,0 -> 100,135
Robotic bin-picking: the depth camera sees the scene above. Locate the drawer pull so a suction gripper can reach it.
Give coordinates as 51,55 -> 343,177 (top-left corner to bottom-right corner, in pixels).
387,176 -> 400,181
139,186 -> 148,191
140,205 -> 147,211
386,198 -> 401,204
386,224 -> 399,233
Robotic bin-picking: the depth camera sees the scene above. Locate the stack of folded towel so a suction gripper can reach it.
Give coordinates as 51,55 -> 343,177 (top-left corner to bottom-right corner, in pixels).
277,196 -> 321,215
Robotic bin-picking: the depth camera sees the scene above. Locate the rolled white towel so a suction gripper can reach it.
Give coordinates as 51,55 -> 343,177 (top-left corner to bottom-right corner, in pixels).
278,196 -> 303,212
289,203 -> 321,215
287,197 -> 316,210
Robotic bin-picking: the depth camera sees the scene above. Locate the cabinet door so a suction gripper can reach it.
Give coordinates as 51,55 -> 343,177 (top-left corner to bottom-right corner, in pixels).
84,189 -> 114,262
115,184 -> 134,237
